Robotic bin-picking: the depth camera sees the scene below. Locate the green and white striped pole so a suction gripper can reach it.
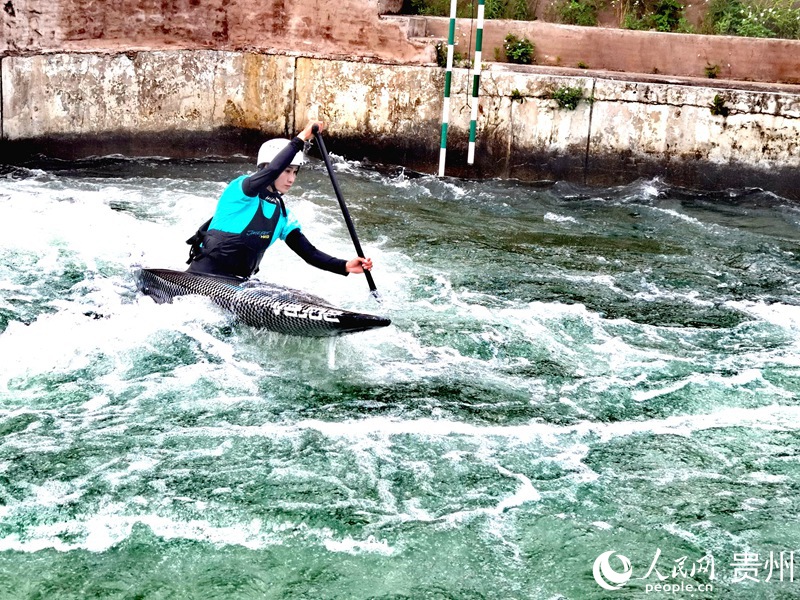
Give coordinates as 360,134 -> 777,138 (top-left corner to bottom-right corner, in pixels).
467,0 -> 485,165
438,0 -> 458,177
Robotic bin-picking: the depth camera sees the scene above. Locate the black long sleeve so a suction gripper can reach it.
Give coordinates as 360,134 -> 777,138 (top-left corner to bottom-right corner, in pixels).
285,229 -> 348,276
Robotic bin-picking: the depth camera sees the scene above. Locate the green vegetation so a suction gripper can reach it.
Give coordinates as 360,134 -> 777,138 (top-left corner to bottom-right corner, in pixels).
703,0 -> 800,38
435,41 -> 448,67
511,88 -> 526,102
709,93 -> 730,116
486,0 -> 533,19
411,0 -> 533,18
410,0 -> 474,17
549,0 -> 601,25
435,41 -> 474,68
621,0 -> 694,31
408,0 -> 800,39
503,33 -> 536,63
550,85 -> 585,109
704,63 -> 721,78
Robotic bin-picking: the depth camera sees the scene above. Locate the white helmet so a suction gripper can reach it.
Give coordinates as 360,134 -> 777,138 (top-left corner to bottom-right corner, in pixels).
256,138 -> 305,168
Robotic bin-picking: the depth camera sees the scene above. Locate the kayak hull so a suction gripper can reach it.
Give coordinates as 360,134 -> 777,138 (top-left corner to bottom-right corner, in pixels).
135,268 -> 391,337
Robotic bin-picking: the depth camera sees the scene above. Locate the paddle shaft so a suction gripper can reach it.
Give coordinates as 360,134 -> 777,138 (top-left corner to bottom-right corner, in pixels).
312,126 -> 379,296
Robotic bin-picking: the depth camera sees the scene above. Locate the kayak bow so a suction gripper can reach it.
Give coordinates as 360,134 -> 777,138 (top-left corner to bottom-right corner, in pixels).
135,268 -> 391,337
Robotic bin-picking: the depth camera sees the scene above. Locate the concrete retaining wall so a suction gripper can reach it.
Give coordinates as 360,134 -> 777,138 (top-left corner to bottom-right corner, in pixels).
2,50 -> 799,198
413,17 -> 800,85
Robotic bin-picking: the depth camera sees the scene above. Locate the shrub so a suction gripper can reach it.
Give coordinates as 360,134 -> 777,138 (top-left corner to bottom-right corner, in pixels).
486,0 -> 533,19
435,41 -> 448,67
410,0 -> 474,17
551,0 -> 601,25
622,0 -> 694,31
409,0 -> 799,39
551,85 -> 585,109
705,0 -> 800,38
435,41 -> 468,68
410,0 -> 528,18
504,33 -> 536,63
709,94 -> 730,116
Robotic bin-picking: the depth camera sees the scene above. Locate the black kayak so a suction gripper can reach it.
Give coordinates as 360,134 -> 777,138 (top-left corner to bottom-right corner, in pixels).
135,268 -> 391,337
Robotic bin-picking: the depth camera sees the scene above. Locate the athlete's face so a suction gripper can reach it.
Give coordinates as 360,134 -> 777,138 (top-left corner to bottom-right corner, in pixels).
273,166 -> 300,194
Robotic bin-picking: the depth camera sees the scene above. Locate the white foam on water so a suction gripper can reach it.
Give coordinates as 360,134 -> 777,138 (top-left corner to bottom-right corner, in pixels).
0,513 -> 283,553
553,273 -> 625,295
642,181 -> 661,198
30,480 -> 86,507
495,465 -> 541,510
632,365 -> 794,403
727,300 -> 800,333
543,212 -> 579,224
353,165 -> 468,201
741,497 -> 768,512
632,379 -> 692,402
155,403 -> 800,446
649,206 -> 707,228
549,444 -> 599,484
633,281 -> 716,307
323,534 -> 395,556
0,487 -> 403,554
103,456 -> 160,487
747,472 -> 789,484
662,523 -> 705,546
0,291 -> 237,390
0,179 -> 190,271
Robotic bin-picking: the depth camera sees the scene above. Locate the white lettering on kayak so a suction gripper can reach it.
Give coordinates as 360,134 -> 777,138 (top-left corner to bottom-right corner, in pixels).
273,303 -> 342,323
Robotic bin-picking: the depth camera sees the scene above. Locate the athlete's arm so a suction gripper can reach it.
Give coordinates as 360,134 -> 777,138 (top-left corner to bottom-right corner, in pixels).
285,229 -> 348,275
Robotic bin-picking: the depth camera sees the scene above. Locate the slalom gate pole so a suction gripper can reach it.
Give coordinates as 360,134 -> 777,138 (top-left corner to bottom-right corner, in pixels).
438,0 -> 458,177
312,126 -> 380,301
467,0 -> 485,165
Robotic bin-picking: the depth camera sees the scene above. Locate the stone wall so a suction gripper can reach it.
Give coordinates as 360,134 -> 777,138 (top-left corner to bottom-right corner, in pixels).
0,0 -> 434,63
3,51 -> 799,198
3,52 -> 296,137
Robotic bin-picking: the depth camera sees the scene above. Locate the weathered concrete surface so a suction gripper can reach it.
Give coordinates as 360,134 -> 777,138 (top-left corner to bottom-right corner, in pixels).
0,0 -> 434,64
418,17 -> 800,85
589,79 -> 800,166
294,58 -> 443,160
3,51 -> 297,139
2,51 -> 799,199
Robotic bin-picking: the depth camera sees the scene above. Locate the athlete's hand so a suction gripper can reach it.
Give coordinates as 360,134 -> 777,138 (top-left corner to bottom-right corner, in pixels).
300,120 -> 326,141
346,257 -> 373,274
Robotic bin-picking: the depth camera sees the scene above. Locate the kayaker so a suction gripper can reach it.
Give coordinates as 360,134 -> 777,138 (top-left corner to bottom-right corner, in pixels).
185,120 -> 373,279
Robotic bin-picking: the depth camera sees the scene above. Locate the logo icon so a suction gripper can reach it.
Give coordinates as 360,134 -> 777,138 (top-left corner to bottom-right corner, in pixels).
593,550 -> 633,590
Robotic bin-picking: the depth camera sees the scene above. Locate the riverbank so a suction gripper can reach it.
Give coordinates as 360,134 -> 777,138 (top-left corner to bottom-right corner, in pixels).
2,50 -> 799,199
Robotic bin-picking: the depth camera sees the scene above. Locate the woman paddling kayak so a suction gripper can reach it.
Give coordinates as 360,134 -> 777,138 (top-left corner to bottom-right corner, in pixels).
185,120 -> 373,280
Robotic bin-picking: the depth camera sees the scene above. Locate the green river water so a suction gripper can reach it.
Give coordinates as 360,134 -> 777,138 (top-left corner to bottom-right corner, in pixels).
0,156 -> 798,599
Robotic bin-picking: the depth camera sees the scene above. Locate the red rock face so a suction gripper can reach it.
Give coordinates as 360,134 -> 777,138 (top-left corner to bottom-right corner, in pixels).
2,0 -> 433,63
